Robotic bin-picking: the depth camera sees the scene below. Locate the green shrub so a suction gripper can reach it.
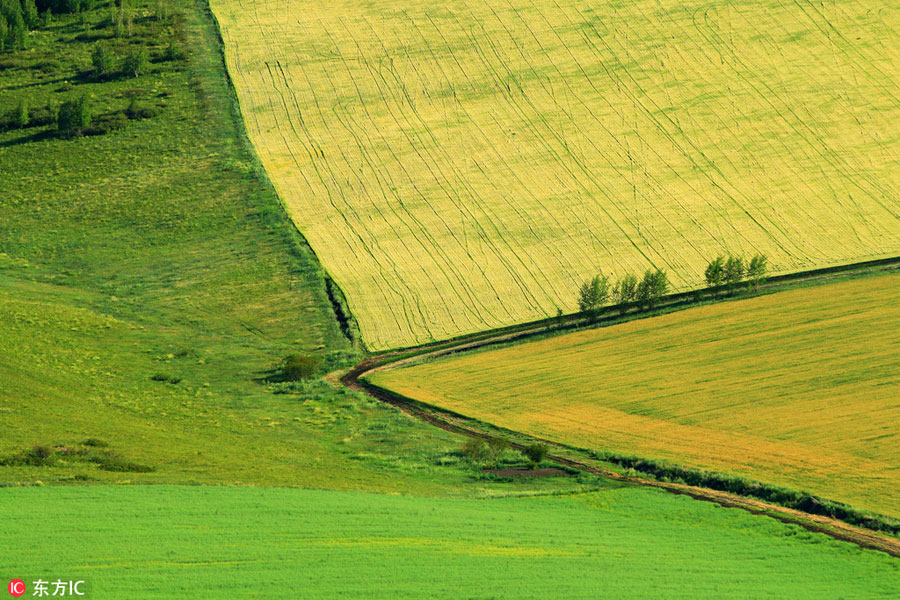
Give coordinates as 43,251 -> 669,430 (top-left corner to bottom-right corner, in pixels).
522,443 -> 548,466
122,46 -> 148,78
150,373 -> 181,384
91,43 -> 112,78
82,438 -> 108,448
460,438 -> 489,463
11,98 -> 28,128
57,94 -> 90,137
281,352 -> 321,381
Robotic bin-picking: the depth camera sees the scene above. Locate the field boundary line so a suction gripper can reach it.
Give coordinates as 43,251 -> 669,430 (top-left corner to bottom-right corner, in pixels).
341,257 -> 900,557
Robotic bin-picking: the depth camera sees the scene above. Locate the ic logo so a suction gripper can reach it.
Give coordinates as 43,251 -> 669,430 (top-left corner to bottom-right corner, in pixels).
8,580 -> 25,597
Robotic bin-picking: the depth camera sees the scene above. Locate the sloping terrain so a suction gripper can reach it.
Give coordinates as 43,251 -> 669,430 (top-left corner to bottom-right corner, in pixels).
371,272 -> 900,517
211,0 -> 900,349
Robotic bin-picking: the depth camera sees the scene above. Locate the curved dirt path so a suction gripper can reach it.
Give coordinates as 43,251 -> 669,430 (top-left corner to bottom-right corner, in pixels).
340,258 -> 900,558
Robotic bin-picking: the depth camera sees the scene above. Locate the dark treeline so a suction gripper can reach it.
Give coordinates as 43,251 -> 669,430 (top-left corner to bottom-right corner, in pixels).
576,253 -> 769,320
1,0 -> 178,138
577,268 -> 669,320
1,0 -> 95,53
704,253 -> 768,294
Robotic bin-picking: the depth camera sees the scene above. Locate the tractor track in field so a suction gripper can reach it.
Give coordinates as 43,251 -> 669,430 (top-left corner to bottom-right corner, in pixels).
339,257 -> 900,559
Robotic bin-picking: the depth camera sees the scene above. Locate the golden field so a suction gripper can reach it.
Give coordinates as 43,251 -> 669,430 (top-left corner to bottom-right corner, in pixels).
371,273 -> 900,517
211,0 -> 900,349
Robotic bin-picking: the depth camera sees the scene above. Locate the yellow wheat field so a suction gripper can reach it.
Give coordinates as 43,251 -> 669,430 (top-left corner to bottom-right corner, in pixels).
211,0 -> 900,349
371,273 -> 900,518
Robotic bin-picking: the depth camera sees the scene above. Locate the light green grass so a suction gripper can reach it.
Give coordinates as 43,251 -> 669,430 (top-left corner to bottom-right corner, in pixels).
2,485 -> 898,599
371,271 -> 900,516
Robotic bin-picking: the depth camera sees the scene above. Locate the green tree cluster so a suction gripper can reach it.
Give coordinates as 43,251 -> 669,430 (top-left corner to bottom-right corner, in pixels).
35,0 -> 93,14
577,273 -> 609,320
57,94 -> 90,137
1,0 -> 27,52
705,253 -> 768,294
576,268 -> 668,318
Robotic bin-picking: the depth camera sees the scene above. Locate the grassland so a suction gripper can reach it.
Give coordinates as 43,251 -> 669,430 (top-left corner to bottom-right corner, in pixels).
3,485 -> 899,599
210,0 -> 900,349
0,0 -> 521,494
371,272 -> 900,517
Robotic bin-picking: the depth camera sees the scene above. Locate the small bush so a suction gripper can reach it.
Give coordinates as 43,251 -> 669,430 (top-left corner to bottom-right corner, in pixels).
522,443 -> 549,466
460,438 -> 489,462
11,99 -> 28,128
91,43 -> 112,78
150,373 -> 181,384
125,96 -> 158,120
122,47 -> 148,78
92,454 -> 154,473
162,41 -> 183,61
82,438 -> 108,448
281,352 -> 321,381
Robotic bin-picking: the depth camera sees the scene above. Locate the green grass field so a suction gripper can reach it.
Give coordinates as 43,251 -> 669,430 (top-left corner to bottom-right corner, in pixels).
211,0 -> 900,349
371,272 -> 900,518
2,485 -> 898,599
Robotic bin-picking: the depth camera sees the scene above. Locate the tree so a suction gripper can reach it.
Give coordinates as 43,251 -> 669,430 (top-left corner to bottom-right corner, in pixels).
11,97 -> 27,128
91,43 -> 112,78
704,255 -> 726,295
46,99 -> 58,124
747,254 -> 768,291
0,15 -> 7,53
724,255 -> 745,293
613,273 -> 638,313
577,273 -> 609,320
22,0 -> 38,29
4,2 -> 25,50
57,94 -> 90,137
122,46 -> 147,78
637,268 -> 668,309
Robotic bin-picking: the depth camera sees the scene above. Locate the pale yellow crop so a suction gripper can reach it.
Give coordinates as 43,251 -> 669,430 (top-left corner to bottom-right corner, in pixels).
211,0 -> 900,349
372,272 -> 900,518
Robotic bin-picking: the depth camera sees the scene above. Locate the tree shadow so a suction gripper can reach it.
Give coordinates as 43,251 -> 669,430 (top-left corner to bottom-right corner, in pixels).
0,129 -> 56,148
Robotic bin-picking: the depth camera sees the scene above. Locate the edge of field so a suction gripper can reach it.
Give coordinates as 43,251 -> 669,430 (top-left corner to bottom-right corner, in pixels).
343,261 -> 900,557
200,0 -> 363,347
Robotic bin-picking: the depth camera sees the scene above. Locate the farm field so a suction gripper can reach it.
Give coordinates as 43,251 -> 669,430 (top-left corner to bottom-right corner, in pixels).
211,0 -> 900,349
3,485 -> 899,599
371,272 -> 900,518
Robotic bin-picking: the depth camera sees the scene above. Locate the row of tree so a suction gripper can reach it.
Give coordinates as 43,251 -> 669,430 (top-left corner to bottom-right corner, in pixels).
576,253 -> 770,320
577,268 -> 669,319
704,253 -> 768,293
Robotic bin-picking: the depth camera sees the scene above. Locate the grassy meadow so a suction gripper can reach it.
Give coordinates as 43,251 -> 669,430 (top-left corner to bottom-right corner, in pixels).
371,272 -> 900,518
3,485 -> 899,599
0,0 -> 519,495
210,0 -> 900,349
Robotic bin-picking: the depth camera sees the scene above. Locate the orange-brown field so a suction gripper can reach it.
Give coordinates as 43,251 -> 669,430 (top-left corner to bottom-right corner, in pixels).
371,273 -> 900,518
